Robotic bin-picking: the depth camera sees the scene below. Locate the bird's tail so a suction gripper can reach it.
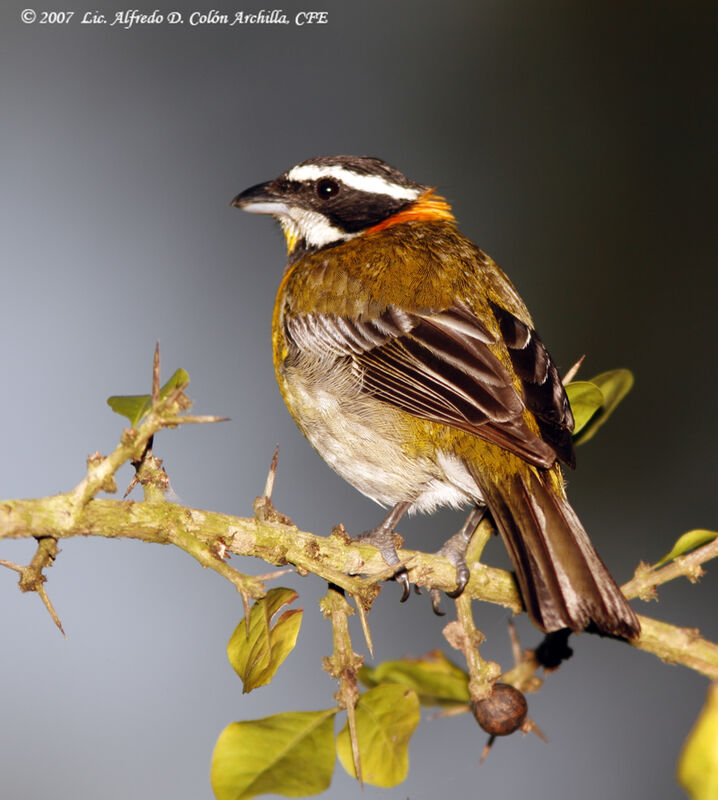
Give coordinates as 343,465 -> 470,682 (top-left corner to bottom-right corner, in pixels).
475,466 -> 640,638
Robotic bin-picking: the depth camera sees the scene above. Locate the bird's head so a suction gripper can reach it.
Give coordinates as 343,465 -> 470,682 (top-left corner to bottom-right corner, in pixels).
231,155 -> 454,258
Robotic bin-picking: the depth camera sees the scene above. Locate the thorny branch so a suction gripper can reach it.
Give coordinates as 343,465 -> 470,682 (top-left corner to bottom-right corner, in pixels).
1,352 -> 717,684
2,489 -> 717,679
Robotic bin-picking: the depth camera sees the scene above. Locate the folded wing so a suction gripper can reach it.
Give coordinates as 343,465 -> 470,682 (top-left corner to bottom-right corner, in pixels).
285,302 -> 574,469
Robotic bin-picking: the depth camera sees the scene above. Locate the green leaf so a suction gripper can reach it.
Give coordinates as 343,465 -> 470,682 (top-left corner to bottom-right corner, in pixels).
654,530 -> 718,568
211,709 -> 337,800
160,366 -> 190,395
106,394 -> 152,427
359,650 -> 469,705
107,367 -> 191,426
337,685 -> 420,787
573,368 -> 634,445
565,381 -> 604,436
227,587 -> 303,692
677,683 -> 718,800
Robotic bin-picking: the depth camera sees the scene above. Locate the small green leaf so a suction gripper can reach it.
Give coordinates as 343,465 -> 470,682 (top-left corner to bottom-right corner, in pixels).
359,650 -> 469,705
337,685 -> 420,787
654,530 -> 718,568
565,381 -> 604,436
227,587 -> 303,692
677,683 -> 718,800
107,367 -> 191,426
106,394 -> 152,427
573,368 -> 634,445
211,709 -> 337,800
160,367 -> 190,395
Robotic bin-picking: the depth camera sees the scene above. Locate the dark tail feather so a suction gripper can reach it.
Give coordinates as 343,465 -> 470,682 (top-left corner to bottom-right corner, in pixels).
477,467 -> 640,638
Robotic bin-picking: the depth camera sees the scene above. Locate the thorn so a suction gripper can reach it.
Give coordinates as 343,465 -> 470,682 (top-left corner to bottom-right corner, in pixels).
162,415 -> 230,426
563,354 -> 585,385
479,735 -> 496,764
430,703 -> 471,720
152,342 -> 161,403
0,559 -> 24,574
123,474 -> 140,499
345,695 -> 363,787
253,567 -> 293,582
264,445 -> 280,501
37,583 -> 66,638
253,450 -> 292,526
242,591 -> 252,638
522,717 -> 548,742
353,594 -> 374,659
508,619 -> 522,666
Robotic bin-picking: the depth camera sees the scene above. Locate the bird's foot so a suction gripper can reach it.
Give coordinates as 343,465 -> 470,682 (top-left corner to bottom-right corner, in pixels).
437,530 -> 472,599
432,506 -> 487,614
356,501 -> 412,601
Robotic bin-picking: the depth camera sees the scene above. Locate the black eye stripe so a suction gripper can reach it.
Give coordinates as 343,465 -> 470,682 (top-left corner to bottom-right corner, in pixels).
324,194 -> 413,233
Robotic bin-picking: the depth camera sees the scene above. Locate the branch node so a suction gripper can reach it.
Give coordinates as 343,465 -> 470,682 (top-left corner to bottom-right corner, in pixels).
86,452 -> 117,494
4,538 -> 67,636
445,594 -> 501,702
254,450 -> 293,525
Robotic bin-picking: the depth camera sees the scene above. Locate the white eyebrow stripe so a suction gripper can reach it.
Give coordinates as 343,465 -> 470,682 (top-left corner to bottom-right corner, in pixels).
286,164 -> 422,201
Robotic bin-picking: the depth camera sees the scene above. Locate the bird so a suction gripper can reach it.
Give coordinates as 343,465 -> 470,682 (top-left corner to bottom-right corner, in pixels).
231,155 -> 640,639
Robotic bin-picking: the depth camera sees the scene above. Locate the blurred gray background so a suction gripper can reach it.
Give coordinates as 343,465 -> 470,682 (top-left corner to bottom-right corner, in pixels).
1,2 -> 716,798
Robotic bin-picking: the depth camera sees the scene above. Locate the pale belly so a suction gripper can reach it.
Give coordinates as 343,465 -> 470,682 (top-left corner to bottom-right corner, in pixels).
278,359 -> 484,513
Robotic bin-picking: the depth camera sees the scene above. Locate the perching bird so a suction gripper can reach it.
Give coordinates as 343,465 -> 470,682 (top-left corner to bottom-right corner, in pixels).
232,155 -> 639,638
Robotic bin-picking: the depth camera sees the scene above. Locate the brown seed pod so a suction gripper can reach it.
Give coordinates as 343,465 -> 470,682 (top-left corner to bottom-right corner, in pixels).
472,683 -> 528,736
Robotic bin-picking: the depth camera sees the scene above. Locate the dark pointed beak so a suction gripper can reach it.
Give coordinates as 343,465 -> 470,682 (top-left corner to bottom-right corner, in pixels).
230,181 -> 289,216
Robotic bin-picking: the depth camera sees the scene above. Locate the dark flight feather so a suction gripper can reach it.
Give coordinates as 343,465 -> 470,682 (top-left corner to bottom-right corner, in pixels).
490,302 -> 576,467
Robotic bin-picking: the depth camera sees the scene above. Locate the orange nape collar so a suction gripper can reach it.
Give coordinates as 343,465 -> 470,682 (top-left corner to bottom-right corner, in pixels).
364,189 -> 455,234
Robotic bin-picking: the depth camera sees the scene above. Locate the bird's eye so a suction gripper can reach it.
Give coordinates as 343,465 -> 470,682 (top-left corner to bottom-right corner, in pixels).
316,178 -> 340,200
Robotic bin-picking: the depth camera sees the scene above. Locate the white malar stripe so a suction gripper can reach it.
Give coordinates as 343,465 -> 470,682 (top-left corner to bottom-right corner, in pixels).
287,163 -> 422,201
237,196 -> 349,247
286,205 -> 355,248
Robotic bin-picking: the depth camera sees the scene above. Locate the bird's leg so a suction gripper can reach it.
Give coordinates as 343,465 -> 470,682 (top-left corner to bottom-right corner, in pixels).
357,500 -> 413,601
438,505 -> 488,600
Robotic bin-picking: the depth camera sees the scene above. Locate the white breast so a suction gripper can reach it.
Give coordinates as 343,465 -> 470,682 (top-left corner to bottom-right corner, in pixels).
280,358 -> 483,513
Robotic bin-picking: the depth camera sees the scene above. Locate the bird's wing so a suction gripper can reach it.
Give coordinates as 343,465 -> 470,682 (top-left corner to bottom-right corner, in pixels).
285,301 -> 574,469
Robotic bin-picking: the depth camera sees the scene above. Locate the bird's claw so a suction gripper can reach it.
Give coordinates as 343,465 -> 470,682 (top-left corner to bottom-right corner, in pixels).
434,505 -> 486,608
430,588 -> 446,616
429,564 -> 467,615
397,570 -> 411,602
445,562 -> 470,598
